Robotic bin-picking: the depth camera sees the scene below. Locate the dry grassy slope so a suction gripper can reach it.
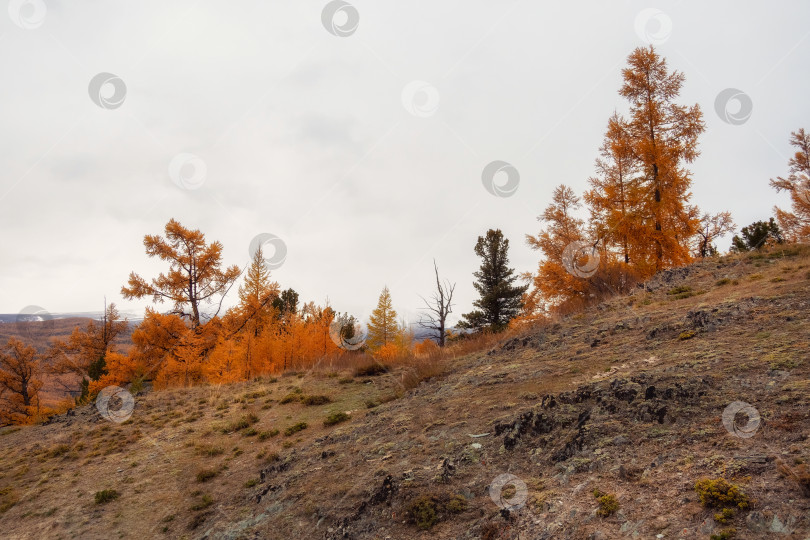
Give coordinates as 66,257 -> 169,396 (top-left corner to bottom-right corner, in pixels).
1,247 -> 809,540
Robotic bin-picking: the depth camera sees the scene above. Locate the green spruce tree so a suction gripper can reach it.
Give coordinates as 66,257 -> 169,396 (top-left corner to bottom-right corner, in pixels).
459,229 -> 527,333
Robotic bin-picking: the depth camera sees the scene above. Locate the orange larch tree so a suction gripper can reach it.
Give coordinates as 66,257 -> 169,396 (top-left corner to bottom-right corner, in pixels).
584,112 -> 643,265
0,338 -> 43,425
121,220 -> 239,387
526,185 -> 592,309
300,302 -> 339,360
237,246 -> 280,337
48,302 -> 128,402
235,246 -> 280,380
619,45 -> 705,274
770,128 -> 810,242
127,308 -> 188,374
121,219 -> 240,330
366,286 -> 399,351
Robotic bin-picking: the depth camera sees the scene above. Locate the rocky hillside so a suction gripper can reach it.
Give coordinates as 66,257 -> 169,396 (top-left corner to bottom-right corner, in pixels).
1,246 -> 809,539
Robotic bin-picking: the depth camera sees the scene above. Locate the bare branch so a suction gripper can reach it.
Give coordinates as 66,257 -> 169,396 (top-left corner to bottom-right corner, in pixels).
417,260 -> 455,347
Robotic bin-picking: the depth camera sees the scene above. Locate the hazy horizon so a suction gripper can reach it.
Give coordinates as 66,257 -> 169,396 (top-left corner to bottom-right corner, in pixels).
2,1 -> 809,326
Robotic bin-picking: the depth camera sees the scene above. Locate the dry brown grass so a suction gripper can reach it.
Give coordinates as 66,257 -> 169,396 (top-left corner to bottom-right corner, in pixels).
1,246 -> 809,539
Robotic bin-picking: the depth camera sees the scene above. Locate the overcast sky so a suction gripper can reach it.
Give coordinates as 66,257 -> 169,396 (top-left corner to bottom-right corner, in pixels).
1,0 -> 809,326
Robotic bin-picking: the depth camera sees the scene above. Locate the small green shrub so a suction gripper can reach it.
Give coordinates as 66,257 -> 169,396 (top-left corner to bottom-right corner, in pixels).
592,489 -> 619,517
196,445 -> 224,457
303,395 -> 331,406
284,422 -> 308,436
258,429 -> 279,440
280,393 -> 301,404
714,507 -> 735,524
404,492 -> 467,530
710,528 -> 736,540
667,285 -> 692,296
130,377 -> 144,394
679,330 -> 697,340
324,411 -> 350,426
447,494 -> 468,513
190,494 -> 213,511
715,278 -> 732,286
46,444 -> 70,459
407,495 -> 438,530
94,489 -> 119,505
244,478 -> 259,488
222,414 -> 259,433
694,478 -> 750,509
353,362 -> 388,377
196,469 -> 218,483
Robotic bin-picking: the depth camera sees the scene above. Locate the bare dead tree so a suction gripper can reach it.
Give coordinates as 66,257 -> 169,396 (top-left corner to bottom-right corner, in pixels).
417,260 -> 456,347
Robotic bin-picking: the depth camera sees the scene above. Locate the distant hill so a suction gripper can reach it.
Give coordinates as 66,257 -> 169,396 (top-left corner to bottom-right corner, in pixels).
0,316 -> 135,355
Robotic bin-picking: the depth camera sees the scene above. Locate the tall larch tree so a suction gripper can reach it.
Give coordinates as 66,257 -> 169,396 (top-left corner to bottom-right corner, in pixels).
459,229 -> 527,332
526,185 -> 593,309
0,338 -> 43,425
770,128 -> 810,241
366,286 -> 399,350
236,246 -> 280,380
585,112 -> 642,265
126,308 -> 189,384
238,246 -> 280,337
121,219 -> 240,330
619,45 -> 705,274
